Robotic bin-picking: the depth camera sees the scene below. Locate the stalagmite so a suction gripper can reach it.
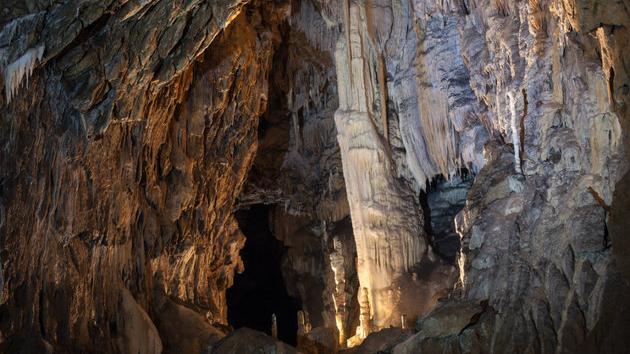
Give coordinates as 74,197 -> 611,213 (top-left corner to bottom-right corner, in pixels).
330,238 -> 349,344
271,313 -> 278,339
297,310 -> 312,336
358,287 -> 371,339
347,287 -> 373,347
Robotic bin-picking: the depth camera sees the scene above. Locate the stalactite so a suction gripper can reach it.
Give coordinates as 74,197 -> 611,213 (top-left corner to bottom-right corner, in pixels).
3,45 -> 44,104
508,92 -> 522,173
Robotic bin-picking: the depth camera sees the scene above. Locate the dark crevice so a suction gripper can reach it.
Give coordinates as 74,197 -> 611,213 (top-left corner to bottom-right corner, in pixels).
419,188 -> 433,237
46,13 -> 112,65
38,290 -> 46,338
227,204 -> 301,346
609,67 -> 616,104
420,170 -> 474,263
604,221 -> 611,249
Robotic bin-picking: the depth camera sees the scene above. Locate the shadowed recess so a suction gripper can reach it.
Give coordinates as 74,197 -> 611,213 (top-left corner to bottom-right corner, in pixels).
227,204 -> 302,346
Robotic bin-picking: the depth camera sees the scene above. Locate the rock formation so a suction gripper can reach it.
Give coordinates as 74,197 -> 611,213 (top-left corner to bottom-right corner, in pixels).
1,0 -> 629,353
0,1 -> 288,352
334,0 -> 456,332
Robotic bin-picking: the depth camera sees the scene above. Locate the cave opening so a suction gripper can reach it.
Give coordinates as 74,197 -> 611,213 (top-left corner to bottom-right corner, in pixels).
419,170 -> 474,263
227,204 -> 302,346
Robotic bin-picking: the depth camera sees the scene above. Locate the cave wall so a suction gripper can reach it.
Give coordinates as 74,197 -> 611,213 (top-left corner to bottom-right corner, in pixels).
1,0 -> 629,353
323,0 -> 629,352
313,0 -> 630,351
449,0 -> 630,351
237,0 -> 359,344
0,1 -> 288,352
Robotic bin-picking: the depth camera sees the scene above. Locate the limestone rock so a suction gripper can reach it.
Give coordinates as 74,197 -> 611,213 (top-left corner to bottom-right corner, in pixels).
391,300 -> 485,354
207,328 -> 302,354
0,1 -> 288,351
298,326 -> 339,354
1,0 -> 630,353
342,328 -> 412,354
413,300 -> 484,338
152,293 -> 226,354
118,288 -> 163,354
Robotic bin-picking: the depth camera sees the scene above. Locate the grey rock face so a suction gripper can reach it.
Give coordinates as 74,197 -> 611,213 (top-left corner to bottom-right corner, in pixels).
425,174 -> 474,262
207,328 -> 301,354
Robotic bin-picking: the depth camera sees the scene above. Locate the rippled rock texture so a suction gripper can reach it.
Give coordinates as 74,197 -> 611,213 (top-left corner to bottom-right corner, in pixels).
1,0 -> 629,353
0,1 -> 288,352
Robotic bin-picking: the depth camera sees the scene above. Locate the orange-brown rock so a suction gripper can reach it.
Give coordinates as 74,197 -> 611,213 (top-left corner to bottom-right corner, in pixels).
0,1 -> 287,352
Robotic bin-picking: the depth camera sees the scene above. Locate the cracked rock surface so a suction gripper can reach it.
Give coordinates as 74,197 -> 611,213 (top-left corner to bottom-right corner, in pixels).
0,1 -> 287,352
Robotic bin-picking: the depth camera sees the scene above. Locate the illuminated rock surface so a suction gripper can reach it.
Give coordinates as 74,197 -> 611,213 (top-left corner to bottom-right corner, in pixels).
1,0 -> 629,353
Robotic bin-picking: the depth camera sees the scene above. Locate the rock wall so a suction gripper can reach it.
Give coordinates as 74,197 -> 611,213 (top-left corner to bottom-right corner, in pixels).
0,1 -> 288,352
1,0 -> 629,353
449,0 -> 630,351
337,0 -> 630,352
316,0 -> 630,351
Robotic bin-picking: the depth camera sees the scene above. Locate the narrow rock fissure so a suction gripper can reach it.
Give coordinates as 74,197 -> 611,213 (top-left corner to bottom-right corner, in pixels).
227,204 -> 301,346
421,171 -> 474,263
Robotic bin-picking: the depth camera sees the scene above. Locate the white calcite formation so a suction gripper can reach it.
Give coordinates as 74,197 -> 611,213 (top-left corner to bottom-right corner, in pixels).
329,236 -> 352,344
327,0 -> 630,351
333,0 -> 455,334
3,45 -> 44,103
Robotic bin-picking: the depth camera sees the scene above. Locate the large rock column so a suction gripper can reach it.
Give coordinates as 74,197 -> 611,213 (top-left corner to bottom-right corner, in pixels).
333,1 -> 454,333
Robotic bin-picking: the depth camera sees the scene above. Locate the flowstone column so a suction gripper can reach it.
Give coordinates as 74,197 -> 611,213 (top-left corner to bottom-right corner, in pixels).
333,0 -> 454,335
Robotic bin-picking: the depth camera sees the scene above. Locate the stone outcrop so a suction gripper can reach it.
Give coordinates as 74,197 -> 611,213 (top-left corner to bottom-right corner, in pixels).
297,326 -> 340,354
342,328 -> 412,354
206,327 -> 301,354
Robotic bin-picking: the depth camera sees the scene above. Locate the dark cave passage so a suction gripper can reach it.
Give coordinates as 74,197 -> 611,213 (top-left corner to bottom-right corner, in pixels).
419,170 -> 474,263
227,204 -> 302,346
